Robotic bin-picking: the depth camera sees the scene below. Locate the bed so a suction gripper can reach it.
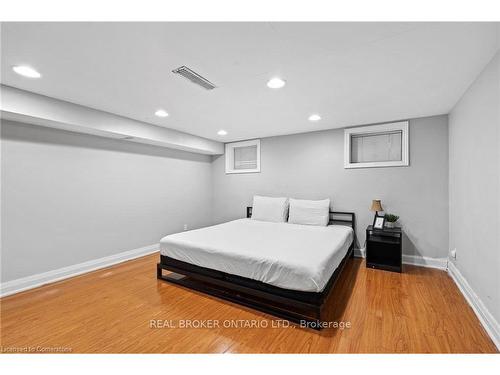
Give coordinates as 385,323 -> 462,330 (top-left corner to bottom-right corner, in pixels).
157,207 -> 355,328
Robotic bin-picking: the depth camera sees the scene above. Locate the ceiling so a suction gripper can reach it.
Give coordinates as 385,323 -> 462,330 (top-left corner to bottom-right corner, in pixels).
1,22 -> 499,142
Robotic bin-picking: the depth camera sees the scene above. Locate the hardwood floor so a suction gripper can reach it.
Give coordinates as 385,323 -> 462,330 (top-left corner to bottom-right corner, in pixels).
0,253 -> 497,353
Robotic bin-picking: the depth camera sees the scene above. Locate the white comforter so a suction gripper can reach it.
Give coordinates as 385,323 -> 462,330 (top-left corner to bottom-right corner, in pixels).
159,218 -> 353,292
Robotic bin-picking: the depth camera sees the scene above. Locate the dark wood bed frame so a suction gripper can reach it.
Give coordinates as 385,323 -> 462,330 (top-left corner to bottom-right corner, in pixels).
157,207 -> 355,329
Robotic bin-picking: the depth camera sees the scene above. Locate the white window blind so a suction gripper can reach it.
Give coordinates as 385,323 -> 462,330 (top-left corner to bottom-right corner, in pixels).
344,121 -> 409,168
225,139 -> 261,174
350,130 -> 403,163
234,145 -> 258,170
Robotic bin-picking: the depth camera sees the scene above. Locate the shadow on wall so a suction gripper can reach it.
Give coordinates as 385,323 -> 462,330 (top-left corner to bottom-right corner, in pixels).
1,120 -> 212,163
402,231 -> 420,258
353,231 -> 362,251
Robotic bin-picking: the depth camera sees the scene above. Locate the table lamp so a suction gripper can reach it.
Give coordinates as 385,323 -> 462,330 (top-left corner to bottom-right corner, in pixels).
370,199 -> 383,221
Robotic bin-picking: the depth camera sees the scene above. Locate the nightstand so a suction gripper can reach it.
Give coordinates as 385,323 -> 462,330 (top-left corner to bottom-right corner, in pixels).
366,225 -> 402,273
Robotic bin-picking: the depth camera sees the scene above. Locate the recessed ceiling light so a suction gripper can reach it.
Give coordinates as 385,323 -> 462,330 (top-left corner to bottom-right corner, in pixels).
12,65 -> 41,78
308,114 -> 321,122
217,130 -> 228,136
267,77 -> 286,89
155,109 -> 169,117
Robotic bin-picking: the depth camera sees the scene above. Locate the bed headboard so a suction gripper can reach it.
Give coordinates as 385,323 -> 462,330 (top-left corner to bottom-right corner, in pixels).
246,206 -> 355,231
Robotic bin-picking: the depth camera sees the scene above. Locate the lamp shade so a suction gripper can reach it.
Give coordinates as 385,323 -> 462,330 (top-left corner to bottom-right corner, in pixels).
370,199 -> 383,212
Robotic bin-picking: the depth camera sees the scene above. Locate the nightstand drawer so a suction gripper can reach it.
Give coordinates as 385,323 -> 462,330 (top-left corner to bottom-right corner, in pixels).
367,234 -> 400,245
366,225 -> 403,273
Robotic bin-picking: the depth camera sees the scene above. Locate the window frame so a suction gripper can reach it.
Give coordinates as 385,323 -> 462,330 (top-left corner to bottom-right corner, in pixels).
225,139 -> 261,174
344,121 -> 409,169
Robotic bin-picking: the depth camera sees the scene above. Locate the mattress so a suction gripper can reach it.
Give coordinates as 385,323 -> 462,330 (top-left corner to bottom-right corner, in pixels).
159,218 -> 353,293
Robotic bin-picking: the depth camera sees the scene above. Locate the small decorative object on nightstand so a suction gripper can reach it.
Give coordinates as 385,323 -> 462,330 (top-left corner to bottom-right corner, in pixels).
366,225 -> 402,273
384,213 -> 399,229
373,214 -> 385,230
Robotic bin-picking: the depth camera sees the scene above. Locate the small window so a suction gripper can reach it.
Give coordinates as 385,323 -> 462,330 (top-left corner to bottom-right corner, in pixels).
225,139 -> 261,174
344,121 -> 409,169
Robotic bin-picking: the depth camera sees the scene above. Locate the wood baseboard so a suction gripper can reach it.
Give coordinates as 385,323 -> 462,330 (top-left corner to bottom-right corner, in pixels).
0,244 -> 158,297
448,261 -> 500,350
402,254 -> 448,270
355,248 -> 447,270
354,247 -> 366,258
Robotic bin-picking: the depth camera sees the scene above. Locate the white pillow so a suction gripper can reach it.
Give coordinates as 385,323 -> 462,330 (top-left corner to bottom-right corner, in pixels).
251,195 -> 289,223
288,198 -> 331,226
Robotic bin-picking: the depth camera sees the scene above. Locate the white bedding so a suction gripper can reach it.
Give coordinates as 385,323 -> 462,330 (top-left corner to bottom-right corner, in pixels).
160,219 -> 353,292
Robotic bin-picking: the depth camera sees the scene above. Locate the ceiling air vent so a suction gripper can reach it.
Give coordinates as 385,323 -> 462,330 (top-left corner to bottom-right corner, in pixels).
172,66 -> 217,90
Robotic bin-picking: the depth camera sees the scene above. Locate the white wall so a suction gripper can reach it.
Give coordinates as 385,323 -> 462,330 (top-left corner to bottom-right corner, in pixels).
1,120 -> 213,282
449,51 -> 500,324
212,115 -> 449,260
